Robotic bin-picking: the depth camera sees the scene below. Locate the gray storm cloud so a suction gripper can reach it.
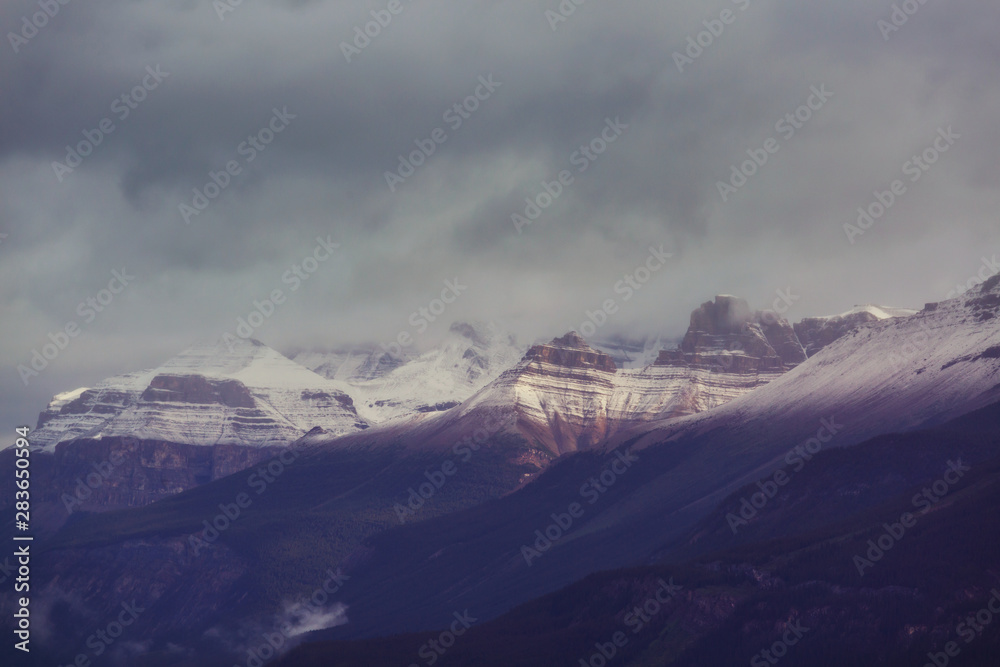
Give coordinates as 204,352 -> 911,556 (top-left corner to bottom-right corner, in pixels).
1,0 -> 998,441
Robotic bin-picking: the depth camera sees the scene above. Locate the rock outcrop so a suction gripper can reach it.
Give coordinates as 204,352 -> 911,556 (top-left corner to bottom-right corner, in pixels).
447,314 -> 798,457
522,331 -> 618,374
140,374 -> 257,407
656,295 -> 806,372
794,305 -> 917,356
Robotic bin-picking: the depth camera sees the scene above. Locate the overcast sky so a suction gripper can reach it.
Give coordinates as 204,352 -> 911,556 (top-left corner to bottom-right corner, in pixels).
2,0 -> 999,442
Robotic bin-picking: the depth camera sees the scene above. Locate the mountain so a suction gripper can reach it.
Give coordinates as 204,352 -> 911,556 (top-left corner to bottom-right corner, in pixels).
9,286 -> 977,665
4,339 -> 370,528
8,298 -> 819,665
13,292 -> 918,528
793,304 -> 918,356
273,278 -> 1000,645
429,297 -> 810,457
627,280 -> 999,451
288,344 -> 411,384
26,297 -> 898,459
656,294 -> 807,371
292,321 -> 525,423
32,337 -> 368,450
277,402 -> 1000,667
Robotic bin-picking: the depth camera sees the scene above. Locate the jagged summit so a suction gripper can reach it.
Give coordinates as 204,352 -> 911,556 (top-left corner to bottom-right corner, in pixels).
959,274 -> 1000,321
692,294 -> 755,334
656,295 -> 806,372
980,273 -> 1000,295
550,331 -> 590,349
293,320 -> 524,423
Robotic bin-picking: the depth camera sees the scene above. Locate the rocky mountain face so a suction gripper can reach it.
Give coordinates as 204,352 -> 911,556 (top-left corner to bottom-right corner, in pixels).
0,436 -> 285,538
436,306 -> 807,457
32,338 -> 368,450
522,331 -> 618,372
18,339 -> 369,528
793,304 -> 917,356
20,298 -> 916,526
474,332 -> 621,455
656,295 -> 806,372
15,284 -> 999,667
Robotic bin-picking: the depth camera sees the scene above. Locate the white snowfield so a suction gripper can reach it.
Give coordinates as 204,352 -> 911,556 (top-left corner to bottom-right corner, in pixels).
293,321 -> 525,424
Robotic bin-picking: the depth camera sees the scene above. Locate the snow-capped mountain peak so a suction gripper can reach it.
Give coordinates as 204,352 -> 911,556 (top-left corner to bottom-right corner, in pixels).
294,320 -> 525,424
629,276 -> 1000,451
794,303 -> 918,357
434,301 -> 808,458
32,338 -> 368,451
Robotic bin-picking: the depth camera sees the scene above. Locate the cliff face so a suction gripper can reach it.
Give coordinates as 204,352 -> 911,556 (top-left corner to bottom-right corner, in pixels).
31,338 -> 370,451
453,318 -> 796,458
793,305 -> 918,357
140,374 -> 257,407
656,296 -> 806,372
500,332 -> 620,455
794,312 -> 878,357
51,437 -> 282,508
521,331 -> 618,374
0,436 -> 283,538
757,311 -> 810,367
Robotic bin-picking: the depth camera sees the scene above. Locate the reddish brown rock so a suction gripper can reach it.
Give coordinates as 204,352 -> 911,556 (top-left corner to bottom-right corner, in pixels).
657,296 -> 805,373
522,332 -> 617,374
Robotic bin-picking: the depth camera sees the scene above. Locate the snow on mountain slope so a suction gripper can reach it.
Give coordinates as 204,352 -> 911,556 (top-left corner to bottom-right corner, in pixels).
34,371 -> 152,448
628,277 -> 1000,452
32,338 -> 368,451
832,304 -> 918,319
794,304 -> 918,356
428,321 -> 791,457
295,321 -> 525,424
30,294 -> 934,458
608,364 -> 779,423
289,345 -> 412,383
399,294 -> 948,460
